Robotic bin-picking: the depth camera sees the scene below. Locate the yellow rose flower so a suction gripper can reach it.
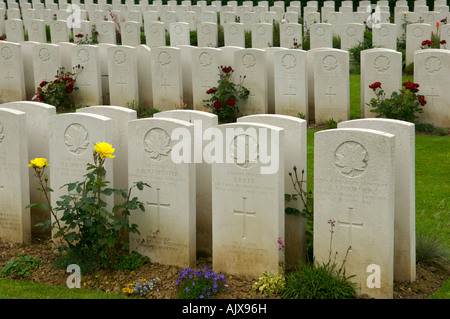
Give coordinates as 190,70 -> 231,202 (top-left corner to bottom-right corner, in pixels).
94,142 -> 116,159
28,158 -> 49,168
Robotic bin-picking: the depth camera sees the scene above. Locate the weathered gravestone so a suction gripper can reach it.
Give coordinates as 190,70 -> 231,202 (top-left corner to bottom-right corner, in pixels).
153,110 -> 218,256
151,46 -> 183,111
0,41 -> 26,103
310,23 -> 333,49
0,108 -> 31,244
338,118 -> 416,283
361,48 -> 402,118
107,45 -> 139,107
191,47 -> 221,111
0,101 -> 56,239
372,23 -> 398,51
314,128 -> 395,298
72,45 -> 103,106
49,113 -> 114,238
128,118 -> 196,267
76,105 -> 137,207
32,43 -> 62,91
414,49 -> 450,129
312,48 -> 350,124
212,122 -> 285,278
237,114 -> 308,266
406,23 -> 431,66
233,48 -> 268,115
274,49 -> 308,119
223,22 -> 245,48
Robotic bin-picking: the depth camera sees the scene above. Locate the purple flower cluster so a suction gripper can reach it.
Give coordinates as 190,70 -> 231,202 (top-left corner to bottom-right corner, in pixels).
176,266 -> 229,299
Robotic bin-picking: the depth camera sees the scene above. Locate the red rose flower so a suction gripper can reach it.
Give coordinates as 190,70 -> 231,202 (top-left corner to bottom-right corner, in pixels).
39,81 -> 47,87
227,98 -> 235,106
213,100 -> 222,110
206,87 -> 217,94
65,83 -> 74,93
404,81 -> 419,93
0,36 -> 4,41
221,66 -> 232,74
418,95 -> 426,106
369,82 -> 382,90
75,33 -> 84,38
440,40 -> 446,45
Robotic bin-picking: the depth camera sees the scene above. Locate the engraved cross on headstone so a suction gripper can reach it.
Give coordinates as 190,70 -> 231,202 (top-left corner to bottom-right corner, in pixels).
337,207 -> 363,251
161,77 -> 171,96
116,76 -> 127,94
146,188 -> 170,234
233,197 -> 256,239
425,87 -> 439,107
4,71 -> 14,89
325,86 -> 336,105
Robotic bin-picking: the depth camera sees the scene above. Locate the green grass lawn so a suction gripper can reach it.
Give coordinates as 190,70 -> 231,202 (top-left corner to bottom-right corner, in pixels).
0,74 -> 448,299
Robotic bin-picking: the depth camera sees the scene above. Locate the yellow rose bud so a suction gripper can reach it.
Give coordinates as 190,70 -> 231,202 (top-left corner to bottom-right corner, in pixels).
28,158 -> 49,168
94,142 -> 116,159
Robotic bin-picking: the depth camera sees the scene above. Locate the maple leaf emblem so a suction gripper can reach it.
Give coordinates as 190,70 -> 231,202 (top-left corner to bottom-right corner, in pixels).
64,124 -> 89,154
335,142 -> 368,177
231,135 -> 259,169
144,129 -> 171,161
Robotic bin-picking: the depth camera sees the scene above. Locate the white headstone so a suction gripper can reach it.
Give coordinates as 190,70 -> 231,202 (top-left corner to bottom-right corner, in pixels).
191,47 -> 221,111
107,45 -> 139,107
0,108 -> 31,244
5,19 -> 25,43
71,45 -> 103,106
340,23 -> 365,51
274,49 -> 308,119
0,42 -> 26,103
414,49 -> 450,128
314,128 -> 395,299
170,22 -> 190,46
212,122 -> 285,278
50,20 -> 70,44
28,19 -> 47,43
237,114 -> 308,266
310,23 -> 333,49
197,22 -> 218,47
280,23 -> 302,49
48,113 -> 114,238
233,48 -> 268,115
223,22 -> 245,48
32,43 -> 62,91
0,102 -> 56,238
406,23 -> 432,66
361,49 -> 402,118
150,47 -> 183,111
153,110 -> 218,255
97,21 -> 117,44
128,117 -> 196,267
144,21 -> 166,47
338,118 -> 416,283
373,23 -> 398,50
121,21 -> 142,47
76,105 -> 137,207
313,48 -> 350,123
251,23 -> 273,49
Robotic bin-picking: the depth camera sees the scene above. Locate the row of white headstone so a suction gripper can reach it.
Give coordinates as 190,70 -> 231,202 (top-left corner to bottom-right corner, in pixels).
1,40 -> 449,128
0,103 -> 416,299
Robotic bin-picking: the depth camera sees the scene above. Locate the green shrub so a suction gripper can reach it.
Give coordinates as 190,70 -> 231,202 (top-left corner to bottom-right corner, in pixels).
1,254 -> 42,279
281,261 -> 357,299
114,251 -> 150,271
